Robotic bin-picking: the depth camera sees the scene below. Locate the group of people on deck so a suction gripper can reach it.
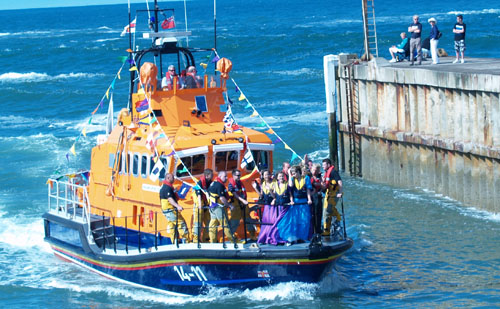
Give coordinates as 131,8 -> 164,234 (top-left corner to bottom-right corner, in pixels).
159,158 -> 343,245
161,65 -> 218,91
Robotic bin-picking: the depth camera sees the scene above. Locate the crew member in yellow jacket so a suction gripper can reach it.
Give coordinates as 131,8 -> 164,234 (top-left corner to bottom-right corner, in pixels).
159,173 -> 190,242
321,159 -> 343,236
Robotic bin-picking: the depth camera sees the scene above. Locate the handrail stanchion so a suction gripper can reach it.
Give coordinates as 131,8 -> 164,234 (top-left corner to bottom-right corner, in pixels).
175,210 -> 179,248
113,216 -> 116,253
197,205 -> 201,249
138,214 -> 141,253
243,204 -> 248,244
221,205 -> 226,249
154,211 -> 158,250
125,216 -> 128,254
102,214 -> 106,251
341,197 -> 347,238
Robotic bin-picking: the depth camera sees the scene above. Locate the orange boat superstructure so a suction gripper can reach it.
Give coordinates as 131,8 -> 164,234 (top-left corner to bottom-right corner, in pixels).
88,75 -> 273,240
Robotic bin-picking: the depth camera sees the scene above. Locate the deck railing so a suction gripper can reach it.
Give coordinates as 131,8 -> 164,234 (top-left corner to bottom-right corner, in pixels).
47,177 -> 91,240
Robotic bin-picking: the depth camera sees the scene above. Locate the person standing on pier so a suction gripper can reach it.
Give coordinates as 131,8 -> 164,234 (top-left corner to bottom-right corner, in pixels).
428,18 -> 440,64
453,15 -> 466,64
408,15 -> 423,65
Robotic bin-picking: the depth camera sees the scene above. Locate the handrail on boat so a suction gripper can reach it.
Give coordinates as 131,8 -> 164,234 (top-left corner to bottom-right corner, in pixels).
47,177 -> 92,240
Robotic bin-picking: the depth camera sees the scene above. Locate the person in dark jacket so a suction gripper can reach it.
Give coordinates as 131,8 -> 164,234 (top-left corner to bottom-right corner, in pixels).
428,17 -> 440,64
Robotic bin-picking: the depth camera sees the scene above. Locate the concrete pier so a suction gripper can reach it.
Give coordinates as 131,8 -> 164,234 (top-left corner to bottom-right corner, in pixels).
325,55 -> 500,213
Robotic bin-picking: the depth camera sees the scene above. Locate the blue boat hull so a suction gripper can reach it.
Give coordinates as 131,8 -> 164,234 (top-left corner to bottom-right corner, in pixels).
44,213 -> 353,296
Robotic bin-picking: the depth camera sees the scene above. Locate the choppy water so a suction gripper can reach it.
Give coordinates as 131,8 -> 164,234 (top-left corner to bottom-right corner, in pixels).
0,0 -> 499,307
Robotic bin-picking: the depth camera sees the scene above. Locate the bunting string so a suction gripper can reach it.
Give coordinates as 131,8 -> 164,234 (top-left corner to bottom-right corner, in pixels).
212,50 -> 304,165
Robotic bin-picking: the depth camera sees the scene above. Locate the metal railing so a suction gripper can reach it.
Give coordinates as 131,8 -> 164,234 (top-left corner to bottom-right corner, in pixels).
47,177 -> 92,240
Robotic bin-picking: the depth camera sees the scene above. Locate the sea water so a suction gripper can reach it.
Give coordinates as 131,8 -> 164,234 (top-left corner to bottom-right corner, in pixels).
0,0 -> 499,307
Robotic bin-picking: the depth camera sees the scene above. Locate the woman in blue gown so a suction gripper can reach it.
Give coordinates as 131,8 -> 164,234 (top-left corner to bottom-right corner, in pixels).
276,166 -> 313,244
258,171 -> 290,245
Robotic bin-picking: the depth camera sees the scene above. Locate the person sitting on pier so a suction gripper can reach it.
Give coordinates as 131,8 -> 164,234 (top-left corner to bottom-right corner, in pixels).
207,171 -> 235,243
161,65 -> 180,91
321,159 -> 343,237
389,32 -> 409,63
184,66 -> 203,89
276,166 -> 313,244
258,171 -> 291,245
192,168 -> 213,243
228,169 -> 256,240
159,173 -> 190,243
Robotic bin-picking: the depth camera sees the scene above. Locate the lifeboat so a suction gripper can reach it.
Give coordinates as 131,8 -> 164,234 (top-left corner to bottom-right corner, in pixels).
42,1 -> 352,296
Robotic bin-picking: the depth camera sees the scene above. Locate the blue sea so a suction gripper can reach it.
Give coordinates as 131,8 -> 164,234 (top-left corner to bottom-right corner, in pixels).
1,0 -> 499,307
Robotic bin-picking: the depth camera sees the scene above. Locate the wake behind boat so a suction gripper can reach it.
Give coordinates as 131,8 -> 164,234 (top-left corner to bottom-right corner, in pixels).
42,1 -> 352,296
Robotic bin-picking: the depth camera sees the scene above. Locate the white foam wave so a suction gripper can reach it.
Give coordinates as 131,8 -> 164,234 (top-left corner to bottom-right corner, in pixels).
0,217 -> 51,252
0,32 -> 9,36
45,278 -> 318,304
98,26 -> 112,30
0,72 -> 105,83
273,68 -> 322,77
95,38 -> 121,42
447,8 -> 500,15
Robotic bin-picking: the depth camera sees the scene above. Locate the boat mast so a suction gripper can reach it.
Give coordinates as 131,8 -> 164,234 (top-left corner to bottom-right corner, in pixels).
127,0 -> 134,113
214,0 -> 217,74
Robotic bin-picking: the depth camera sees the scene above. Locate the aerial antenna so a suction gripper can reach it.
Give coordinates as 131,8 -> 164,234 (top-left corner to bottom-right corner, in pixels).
184,0 -> 189,46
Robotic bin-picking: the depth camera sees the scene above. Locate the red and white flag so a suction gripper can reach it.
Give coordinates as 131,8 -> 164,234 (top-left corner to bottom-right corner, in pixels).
161,16 -> 176,29
120,18 -> 137,36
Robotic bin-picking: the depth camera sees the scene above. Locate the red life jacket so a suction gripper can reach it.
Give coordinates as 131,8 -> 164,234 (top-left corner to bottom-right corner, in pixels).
228,177 -> 247,200
187,72 -> 201,88
162,180 -> 179,200
164,72 -> 180,90
215,177 -> 229,199
198,176 -> 211,204
322,166 -> 335,184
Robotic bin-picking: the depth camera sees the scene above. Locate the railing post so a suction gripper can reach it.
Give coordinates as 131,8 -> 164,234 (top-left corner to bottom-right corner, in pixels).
125,216 -> 128,254
113,216 -> 116,253
138,214 -> 141,253
243,204 -> 248,244
197,205 -> 201,248
154,211 -> 158,250
102,214 -> 106,251
175,210 -> 179,248
221,205 -> 226,249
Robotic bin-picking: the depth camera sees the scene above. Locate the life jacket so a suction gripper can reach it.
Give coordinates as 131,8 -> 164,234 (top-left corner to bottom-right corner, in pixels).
311,175 -> 322,192
164,72 -> 180,90
197,176 -> 211,205
293,177 -> 308,200
273,181 -> 290,206
208,177 -> 228,206
260,180 -> 273,204
160,180 -> 178,210
228,177 -> 247,201
323,166 -> 339,198
186,72 -> 201,88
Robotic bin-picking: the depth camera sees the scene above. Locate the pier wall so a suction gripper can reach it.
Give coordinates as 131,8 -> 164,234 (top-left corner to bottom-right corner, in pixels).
327,54 -> 500,213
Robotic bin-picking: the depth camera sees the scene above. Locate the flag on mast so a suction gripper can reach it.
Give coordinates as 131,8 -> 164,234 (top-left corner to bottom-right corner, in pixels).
120,18 -> 137,36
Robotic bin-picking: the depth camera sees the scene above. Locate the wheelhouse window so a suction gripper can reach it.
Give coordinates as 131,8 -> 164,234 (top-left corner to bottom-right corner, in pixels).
245,150 -> 270,171
141,154 -> 149,178
176,154 -> 206,178
215,151 -> 239,172
132,153 -> 139,177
